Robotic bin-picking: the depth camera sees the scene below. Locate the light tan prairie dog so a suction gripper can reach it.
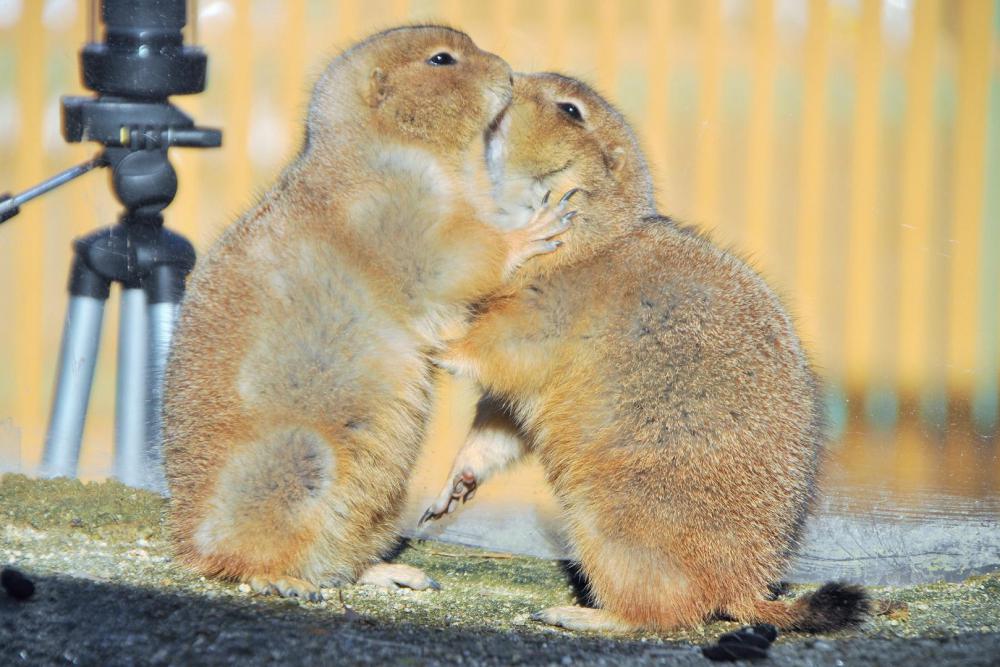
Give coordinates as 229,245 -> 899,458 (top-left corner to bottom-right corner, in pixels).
162,27 -> 571,600
422,73 -> 869,632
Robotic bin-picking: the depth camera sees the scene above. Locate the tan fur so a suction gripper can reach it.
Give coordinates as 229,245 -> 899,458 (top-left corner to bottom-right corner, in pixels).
163,27 -> 564,594
430,73 -> 865,631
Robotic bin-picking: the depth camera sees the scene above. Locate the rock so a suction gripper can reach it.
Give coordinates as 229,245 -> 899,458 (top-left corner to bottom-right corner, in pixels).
1,566 -> 35,600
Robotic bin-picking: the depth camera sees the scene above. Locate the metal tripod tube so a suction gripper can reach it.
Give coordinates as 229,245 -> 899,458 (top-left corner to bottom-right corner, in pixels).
113,287 -> 148,487
145,300 -> 180,494
40,296 -> 106,478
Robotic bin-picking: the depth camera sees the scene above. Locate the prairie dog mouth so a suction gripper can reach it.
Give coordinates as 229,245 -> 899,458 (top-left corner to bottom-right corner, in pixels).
485,84 -> 513,128
485,110 -> 510,183
487,102 -> 508,134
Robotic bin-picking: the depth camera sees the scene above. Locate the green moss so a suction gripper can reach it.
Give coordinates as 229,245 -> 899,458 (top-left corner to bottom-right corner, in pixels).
0,473 -> 166,540
1,473 -> 998,645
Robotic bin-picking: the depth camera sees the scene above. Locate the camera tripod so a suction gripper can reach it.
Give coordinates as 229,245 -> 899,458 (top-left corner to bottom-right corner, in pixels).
0,0 -> 220,492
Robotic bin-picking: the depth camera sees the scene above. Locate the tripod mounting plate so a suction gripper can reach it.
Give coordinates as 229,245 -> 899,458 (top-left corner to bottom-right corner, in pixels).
62,96 -> 221,149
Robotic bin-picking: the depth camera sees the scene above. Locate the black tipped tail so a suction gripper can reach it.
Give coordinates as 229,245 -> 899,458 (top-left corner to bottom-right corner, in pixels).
789,581 -> 870,632
741,581 -> 870,633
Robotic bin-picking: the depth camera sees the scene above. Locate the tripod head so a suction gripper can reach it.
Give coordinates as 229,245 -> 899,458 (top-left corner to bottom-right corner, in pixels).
65,0 -> 221,221
0,0 -> 221,224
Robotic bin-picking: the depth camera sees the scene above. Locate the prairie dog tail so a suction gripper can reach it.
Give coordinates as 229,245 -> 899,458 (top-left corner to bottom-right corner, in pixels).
735,582 -> 870,632
179,428 -> 336,580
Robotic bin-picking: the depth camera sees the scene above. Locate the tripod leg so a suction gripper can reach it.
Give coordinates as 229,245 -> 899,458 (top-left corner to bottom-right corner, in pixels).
145,300 -> 180,494
114,287 -> 148,488
41,296 -> 107,478
144,251 -> 195,495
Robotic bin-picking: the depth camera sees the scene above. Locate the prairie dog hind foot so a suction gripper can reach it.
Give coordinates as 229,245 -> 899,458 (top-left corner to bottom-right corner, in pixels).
419,401 -> 527,525
419,468 -> 478,525
531,606 -> 630,633
247,575 -> 322,602
246,564 -> 440,600
502,187 -> 580,277
357,563 -> 441,591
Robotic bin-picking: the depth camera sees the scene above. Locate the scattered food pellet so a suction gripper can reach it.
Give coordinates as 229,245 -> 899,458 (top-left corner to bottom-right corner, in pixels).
1,567 -> 35,600
873,599 -> 910,621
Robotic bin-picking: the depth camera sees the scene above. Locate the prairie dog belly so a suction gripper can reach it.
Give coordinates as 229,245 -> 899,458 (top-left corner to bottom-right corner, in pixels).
237,239 -> 426,425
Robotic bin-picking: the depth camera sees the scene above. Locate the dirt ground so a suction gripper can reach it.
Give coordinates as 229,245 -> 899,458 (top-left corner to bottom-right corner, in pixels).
2,474 -> 999,666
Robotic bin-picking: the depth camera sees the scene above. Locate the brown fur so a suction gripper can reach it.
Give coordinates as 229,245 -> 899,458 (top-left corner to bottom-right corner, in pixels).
162,27 -> 560,594
430,73 -> 869,631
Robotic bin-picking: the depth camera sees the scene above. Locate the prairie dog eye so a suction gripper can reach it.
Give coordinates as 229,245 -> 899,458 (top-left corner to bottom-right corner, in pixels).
428,52 -> 457,66
558,102 -> 583,122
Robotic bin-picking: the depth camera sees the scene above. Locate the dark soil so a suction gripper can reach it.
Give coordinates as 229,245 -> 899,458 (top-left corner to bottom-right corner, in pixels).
2,475 -> 998,666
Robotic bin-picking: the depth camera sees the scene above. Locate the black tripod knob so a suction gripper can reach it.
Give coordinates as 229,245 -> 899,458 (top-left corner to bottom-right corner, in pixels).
112,150 -> 178,216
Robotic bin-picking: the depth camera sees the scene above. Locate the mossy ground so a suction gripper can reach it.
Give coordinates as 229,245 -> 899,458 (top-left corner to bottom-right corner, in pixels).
2,474 -> 998,665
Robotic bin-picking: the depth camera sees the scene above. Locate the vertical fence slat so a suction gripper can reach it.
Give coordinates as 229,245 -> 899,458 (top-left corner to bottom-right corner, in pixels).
596,0 -> 620,96
844,0 -> 883,395
67,5 -> 93,241
694,0 -> 721,228
168,0 -> 201,246
280,0 -> 307,150
390,0 -> 411,22
12,3 -> 47,445
438,0 -> 463,28
897,0 -> 942,397
223,0 -> 254,220
172,118 -> 202,246
644,0 -> 671,199
795,0 -> 831,355
973,1 -> 1000,431
744,0 -> 776,263
947,0 -> 995,397
545,0 -> 569,72
337,0 -> 361,42
493,0 -> 516,53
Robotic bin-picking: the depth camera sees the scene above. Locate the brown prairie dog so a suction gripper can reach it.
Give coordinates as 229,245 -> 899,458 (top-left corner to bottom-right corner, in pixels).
423,73 -> 869,632
162,27 -> 569,600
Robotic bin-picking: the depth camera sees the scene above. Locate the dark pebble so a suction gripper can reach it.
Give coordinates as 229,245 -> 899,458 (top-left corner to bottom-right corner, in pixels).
702,624 -> 777,661
702,643 -> 769,661
752,623 -> 779,643
718,629 -> 771,650
1,567 -> 35,600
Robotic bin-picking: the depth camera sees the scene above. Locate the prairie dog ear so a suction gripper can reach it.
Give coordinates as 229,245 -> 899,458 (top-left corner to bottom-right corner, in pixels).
603,144 -> 627,177
366,67 -> 388,107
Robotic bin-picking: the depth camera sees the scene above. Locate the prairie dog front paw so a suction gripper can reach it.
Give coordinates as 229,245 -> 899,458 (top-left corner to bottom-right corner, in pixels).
503,188 -> 580,277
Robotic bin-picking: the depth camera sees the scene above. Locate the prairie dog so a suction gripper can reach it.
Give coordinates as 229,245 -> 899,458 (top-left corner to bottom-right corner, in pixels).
162,28 -> 570,600
422,73 -> 868,632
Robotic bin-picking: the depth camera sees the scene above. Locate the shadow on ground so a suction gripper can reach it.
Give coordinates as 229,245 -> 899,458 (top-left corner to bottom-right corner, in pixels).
2,475 -> 1000,665
4,574 -> 1000,667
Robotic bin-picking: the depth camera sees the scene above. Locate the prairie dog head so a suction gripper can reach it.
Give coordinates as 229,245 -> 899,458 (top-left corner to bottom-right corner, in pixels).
306,25 -> 513,157
487,73 -> 655,225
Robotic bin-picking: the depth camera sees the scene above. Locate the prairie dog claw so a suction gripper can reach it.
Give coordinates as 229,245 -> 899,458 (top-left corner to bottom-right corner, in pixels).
558,187 -> 581,206
503,187 -> 579,277
419,468 -> 479,525
246,575 -> 322,602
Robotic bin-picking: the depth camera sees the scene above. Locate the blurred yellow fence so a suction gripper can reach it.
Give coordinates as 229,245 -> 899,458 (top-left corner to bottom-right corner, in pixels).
0,0 -> 999,477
